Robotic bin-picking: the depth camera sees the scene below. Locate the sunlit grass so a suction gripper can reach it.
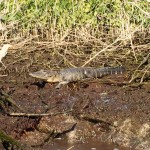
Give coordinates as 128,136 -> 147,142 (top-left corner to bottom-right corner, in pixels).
0,0 -> 149,83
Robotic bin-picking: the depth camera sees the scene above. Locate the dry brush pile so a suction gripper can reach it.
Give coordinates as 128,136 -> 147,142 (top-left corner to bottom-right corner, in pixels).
0,0 -> 149,84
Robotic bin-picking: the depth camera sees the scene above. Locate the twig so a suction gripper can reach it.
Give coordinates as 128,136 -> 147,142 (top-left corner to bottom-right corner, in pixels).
82,38 -> 120,67
67,146 -> 74,150
129,53 -> 150,83
0,74 -> 7,77
128,2 -> 150,17
9,110 -> 72,117
137,53 -> 150,69
140,64 -> 150,83
55,50 -> 76,67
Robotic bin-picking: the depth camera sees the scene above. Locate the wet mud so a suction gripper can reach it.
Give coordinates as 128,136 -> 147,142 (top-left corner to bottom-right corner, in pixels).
0,51 -> 149,150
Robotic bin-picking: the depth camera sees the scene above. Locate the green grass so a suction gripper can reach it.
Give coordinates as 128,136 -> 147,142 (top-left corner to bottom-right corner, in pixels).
1,0 -> 149,32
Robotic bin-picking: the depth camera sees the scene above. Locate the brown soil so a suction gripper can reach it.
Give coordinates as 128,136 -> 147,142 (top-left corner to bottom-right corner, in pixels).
0,47 -> 149,150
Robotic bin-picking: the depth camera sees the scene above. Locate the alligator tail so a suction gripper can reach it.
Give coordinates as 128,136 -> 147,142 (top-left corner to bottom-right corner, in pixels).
84,66 -> 125,78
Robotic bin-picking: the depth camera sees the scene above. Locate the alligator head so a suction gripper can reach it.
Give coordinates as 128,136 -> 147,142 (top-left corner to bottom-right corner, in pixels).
29,69 -> 61,82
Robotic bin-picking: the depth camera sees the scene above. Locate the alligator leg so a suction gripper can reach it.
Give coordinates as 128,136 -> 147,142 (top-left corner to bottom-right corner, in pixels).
55,81 -> 69,89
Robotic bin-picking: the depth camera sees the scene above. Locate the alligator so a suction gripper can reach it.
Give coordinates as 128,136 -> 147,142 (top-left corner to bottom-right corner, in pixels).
29,66 -> 125,88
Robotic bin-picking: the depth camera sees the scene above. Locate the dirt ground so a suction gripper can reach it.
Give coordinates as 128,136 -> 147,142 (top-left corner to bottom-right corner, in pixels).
0,47 -> 149,150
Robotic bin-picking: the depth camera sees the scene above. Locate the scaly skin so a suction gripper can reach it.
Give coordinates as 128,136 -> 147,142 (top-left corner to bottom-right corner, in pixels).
29,66 -> 125,88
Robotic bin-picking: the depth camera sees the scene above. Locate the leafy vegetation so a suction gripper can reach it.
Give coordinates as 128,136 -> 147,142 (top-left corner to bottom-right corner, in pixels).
0,0 -> 149,31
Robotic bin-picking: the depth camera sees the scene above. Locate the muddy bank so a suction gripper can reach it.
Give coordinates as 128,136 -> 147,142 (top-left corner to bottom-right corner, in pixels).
0,45 -> 149,149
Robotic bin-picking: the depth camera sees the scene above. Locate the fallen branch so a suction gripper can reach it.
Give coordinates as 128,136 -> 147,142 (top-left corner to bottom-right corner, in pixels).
0,74 -> 7,77
9,110 -> 72,117
82,38 -> 120,67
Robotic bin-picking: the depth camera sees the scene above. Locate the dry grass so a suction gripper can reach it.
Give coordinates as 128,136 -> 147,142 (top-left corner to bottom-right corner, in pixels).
0,0 -> 149,84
